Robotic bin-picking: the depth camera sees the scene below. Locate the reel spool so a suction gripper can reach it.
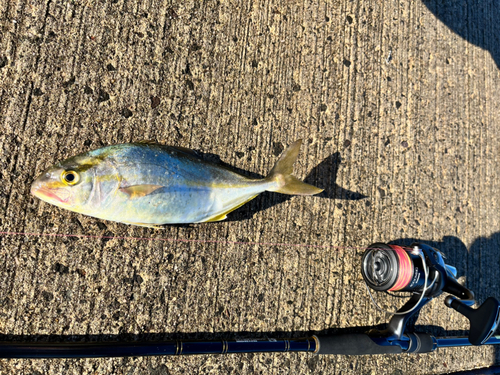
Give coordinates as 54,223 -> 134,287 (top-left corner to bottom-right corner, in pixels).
361,243 -> 437,315
361,243 -> 427,293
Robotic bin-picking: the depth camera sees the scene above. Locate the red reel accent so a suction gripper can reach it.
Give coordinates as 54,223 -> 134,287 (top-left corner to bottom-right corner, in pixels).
388,245 -> 413,291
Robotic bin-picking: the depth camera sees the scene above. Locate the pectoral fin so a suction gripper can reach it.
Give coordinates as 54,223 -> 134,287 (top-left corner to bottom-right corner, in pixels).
203,194 -> 259,222
119,184 -> 164,199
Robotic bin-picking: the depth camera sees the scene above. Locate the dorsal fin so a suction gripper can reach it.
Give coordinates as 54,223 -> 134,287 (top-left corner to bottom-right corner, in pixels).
136,140 -> 158,145
168,145 -> 200,157
135,140 -> 201,159
135,141 -> 201,158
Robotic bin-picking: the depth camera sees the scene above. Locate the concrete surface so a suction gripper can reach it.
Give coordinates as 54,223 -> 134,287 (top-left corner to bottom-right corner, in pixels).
1,0 -> 500,373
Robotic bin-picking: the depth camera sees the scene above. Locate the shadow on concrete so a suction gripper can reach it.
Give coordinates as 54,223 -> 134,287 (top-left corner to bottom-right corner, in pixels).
422,0 -> 500,69
199,151 -> 366,222
390,232 -> 500,361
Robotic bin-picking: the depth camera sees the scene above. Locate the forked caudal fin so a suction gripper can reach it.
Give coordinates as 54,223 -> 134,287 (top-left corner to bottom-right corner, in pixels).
266,139 -> 323,195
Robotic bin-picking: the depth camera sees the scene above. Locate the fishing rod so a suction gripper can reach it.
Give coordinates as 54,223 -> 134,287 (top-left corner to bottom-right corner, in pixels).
0,243 -> 499,358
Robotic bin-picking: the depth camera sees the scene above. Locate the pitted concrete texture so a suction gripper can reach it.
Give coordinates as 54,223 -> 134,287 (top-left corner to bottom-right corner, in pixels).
1,0 -> 500,374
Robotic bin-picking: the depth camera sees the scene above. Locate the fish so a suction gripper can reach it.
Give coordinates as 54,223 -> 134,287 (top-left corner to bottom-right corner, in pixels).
30,139 -> 323,227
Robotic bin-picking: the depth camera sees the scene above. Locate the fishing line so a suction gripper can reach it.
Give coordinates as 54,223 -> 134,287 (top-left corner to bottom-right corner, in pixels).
0,230 -> 369,251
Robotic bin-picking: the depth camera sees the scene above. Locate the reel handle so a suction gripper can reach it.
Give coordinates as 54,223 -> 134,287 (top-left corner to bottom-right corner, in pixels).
442,277 -> 475,304
445,296 -> 500,345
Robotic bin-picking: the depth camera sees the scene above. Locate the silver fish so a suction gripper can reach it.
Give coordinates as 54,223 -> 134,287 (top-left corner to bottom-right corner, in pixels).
31,139 -> 323,226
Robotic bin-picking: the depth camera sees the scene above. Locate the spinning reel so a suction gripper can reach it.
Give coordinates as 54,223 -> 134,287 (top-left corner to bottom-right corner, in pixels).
361,243 -> 500,346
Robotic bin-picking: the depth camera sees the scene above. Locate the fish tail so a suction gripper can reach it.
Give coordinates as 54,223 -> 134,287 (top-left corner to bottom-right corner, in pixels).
265,139 -> 323,195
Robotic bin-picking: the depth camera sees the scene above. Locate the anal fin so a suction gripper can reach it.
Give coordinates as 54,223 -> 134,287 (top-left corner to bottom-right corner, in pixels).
121,221 -> 165,229
204,194 -> 258,222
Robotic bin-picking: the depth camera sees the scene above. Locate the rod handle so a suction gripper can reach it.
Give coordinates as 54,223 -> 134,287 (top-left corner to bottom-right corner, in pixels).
315,334 -> 402,355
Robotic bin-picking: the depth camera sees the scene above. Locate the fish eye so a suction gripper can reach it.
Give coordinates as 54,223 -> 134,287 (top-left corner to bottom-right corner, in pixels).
61,170 -> 80,185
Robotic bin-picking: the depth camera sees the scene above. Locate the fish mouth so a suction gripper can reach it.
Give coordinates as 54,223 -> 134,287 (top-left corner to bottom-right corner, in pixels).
31,183 -> 70,204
